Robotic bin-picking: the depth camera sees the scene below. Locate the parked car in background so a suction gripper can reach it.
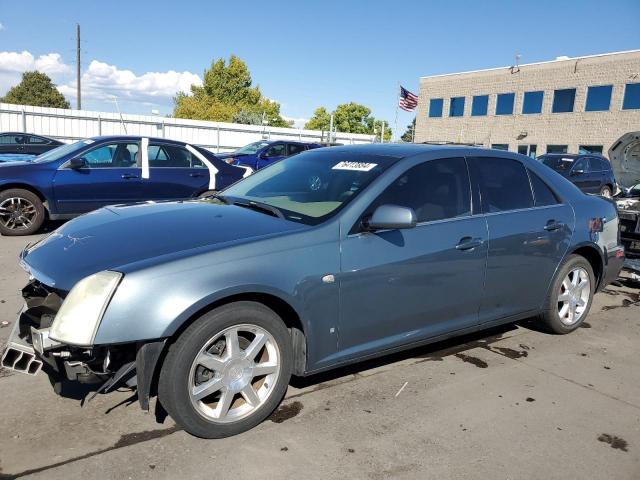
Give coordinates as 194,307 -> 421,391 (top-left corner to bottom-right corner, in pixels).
217,140 -> 322,170
0,132 -> 63,155
0,135 -> 247,236
537,153 -> 617,197
2,144 -> 623,438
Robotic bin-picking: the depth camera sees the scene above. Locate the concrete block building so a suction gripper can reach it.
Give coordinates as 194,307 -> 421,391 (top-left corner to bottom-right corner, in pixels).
414,50 -> 640,158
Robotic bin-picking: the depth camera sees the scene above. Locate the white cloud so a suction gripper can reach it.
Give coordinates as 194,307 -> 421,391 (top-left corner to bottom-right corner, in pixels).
0,50 -> 202,110
58,60 -> 202,104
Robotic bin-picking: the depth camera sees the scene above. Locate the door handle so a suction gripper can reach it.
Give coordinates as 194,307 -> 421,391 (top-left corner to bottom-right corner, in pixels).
456,237 -> 484,251
189,172 -> 206,178
544,220 -> 564,231
121,173 -> 139,179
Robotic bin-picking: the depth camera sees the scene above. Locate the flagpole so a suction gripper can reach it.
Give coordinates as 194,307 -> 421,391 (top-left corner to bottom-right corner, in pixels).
394,81 -> 400,142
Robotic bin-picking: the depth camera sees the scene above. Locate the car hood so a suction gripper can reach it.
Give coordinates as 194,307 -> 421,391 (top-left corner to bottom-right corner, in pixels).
609,131 -> 640,187
20,200 -> 308,291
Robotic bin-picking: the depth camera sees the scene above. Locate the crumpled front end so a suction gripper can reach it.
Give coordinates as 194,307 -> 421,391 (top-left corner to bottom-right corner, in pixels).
1,279 -> 142,400
617,196 -> 640,280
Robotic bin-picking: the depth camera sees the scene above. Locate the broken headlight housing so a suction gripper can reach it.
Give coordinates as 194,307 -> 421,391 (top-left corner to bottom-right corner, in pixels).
49,271 -> 123,346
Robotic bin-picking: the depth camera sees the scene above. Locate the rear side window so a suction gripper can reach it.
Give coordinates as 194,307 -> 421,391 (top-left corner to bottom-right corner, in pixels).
471,157 -> 533,213
287,143 -> 306,156
528,170 -> 559,207
371,158 -> 471,223
28,135 -> 50,144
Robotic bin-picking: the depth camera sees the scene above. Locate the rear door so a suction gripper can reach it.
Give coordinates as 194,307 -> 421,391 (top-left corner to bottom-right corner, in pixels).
26,135 -> 55,155
143,142 -> 209,200
468,156 -> 574,322
52,141 -> 143,214
570,157 -> 599,193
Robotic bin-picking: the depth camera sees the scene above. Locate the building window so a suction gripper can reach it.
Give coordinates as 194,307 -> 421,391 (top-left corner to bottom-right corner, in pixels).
552,88 -> 576,113
622,83 -> 640,110
495,93 -> 515,115
491,144 -> 509,151
547,145 -> 568,154
585,85 -> 613,112
471,95 -> 488,116
429,98 -> 444,118
518,144 -> 537,158
579,145 -> 603,154
449,97 -> 465,117
522,91 -> 544,114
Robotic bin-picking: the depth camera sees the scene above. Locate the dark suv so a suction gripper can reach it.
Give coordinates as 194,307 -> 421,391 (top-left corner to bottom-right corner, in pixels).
538,153 -> 616,197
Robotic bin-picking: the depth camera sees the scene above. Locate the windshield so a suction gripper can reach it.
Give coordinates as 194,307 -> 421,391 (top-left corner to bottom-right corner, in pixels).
538,155 -> 575,172
31,139 -> 94,163
222,149 -> 398,225
235,141 -> 270,155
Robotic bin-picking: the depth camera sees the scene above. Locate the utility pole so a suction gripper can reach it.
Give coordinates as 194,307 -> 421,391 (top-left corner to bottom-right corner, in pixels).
76,23 -> 81,110
328,114 -> 334,145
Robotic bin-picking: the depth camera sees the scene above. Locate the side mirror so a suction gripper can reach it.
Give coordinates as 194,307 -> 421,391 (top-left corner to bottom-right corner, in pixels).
365,204 -> 417,231
68,157 -> 86,169
572,169 -> 585,176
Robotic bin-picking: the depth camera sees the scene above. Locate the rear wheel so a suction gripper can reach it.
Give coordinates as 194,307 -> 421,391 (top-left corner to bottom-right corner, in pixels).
599,185 -> 612,197
158,302 -> 292,438
0,189 -> 45,236
536,254 -> 595,334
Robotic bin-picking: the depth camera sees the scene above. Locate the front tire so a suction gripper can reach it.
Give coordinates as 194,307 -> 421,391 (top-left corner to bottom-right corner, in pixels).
0,188 -> 45,236
536,254 -> 595,334
158,302 -> 292,438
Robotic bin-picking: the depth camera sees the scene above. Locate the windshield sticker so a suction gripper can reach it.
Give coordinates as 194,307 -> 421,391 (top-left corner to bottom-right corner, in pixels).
332,161 -> 377,172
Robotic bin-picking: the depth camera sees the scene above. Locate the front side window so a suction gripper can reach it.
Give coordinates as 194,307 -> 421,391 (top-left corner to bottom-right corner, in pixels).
471,95 -> 488,116
449,97 -> 465,117
572,158 -> 590,173
552,88 -> 576,113
471,157 -> 533,213
0,134 -> 25,144
80,143 -> 139,168
287,143 -> 306,156
522,91 -> 544,114
429,98 -> 443,117
264,144 -> 286,158
370,158 -> 471,223
528,170 -> 559,207
496,93 -> 515,115
623,83 -> 640,110
222,150 -> 399,225
585,85 -> 613,112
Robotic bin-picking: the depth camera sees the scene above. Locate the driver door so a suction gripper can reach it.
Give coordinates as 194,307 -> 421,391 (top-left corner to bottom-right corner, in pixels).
256,143 -> 287,170
53,141 -> 143,214
337,157 -> 488,362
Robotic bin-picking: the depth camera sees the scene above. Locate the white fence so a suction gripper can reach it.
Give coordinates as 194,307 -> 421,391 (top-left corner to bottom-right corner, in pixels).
0,103 -> 375,153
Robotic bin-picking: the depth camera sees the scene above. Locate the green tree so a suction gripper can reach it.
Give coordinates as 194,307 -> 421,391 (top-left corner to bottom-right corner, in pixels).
1,71 -> 70,108
174,55 -> 289,126
305,103 -> 390,140
400,118 -> 416,143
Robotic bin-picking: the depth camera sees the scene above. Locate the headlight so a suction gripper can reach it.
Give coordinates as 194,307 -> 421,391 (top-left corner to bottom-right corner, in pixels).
49,271 -> 122,346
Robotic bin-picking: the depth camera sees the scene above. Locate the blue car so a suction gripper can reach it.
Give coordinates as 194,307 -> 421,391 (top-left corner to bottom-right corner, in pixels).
2,144 -> 623,438
0,136 -> 247,236
538,153 -> 617,197
217,140 -> 322,171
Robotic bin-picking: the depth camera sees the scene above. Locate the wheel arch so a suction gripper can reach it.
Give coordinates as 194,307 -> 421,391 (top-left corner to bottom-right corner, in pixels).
568,242 -> 605,289
0,182 -> 50,213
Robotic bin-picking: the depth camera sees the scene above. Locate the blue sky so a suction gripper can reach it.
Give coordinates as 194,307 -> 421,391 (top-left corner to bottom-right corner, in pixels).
1,0 -> 639,131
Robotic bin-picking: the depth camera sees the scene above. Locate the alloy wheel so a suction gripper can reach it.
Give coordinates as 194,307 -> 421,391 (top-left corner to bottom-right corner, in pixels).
557,267 -> 590,325
0,197 -> 37,231
188,324 -> 281,423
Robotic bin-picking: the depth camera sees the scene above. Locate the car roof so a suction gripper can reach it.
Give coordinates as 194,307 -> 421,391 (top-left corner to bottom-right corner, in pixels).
315,143 -> 510,159
89,135 -> 189,144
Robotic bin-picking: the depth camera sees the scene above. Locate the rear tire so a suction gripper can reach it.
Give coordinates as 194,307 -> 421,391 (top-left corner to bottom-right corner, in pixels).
0,188 -> 45,236
535,254 -> 595,334
158,302 -> 292,438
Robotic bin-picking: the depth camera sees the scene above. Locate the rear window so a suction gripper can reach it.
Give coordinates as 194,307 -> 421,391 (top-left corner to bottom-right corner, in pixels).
528,170 -> 559,207
470,157 -> 534,213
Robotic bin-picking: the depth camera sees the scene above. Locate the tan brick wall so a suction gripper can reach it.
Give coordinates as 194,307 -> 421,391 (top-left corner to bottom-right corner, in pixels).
414,51 -> 640,155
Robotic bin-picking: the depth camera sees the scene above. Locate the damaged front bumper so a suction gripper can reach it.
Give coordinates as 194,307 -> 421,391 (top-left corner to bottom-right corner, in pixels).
1,279 -> 166,410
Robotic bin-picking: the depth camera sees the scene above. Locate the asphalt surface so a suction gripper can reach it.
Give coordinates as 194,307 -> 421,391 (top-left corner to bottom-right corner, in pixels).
1,230 -> 639,479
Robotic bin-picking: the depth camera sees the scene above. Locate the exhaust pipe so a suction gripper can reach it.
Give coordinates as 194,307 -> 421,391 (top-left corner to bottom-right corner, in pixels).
1,345 -> 43,375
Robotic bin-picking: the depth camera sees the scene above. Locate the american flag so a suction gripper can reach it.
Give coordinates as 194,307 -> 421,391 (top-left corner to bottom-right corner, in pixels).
399,86 -> 418,112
